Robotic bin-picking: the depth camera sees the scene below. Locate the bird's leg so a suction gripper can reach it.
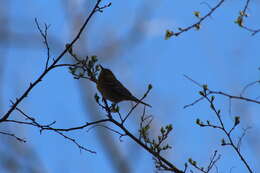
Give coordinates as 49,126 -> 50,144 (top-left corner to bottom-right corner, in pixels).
110,103 -> 118,113
102,98 -> 110,111
101,98 -> 118,113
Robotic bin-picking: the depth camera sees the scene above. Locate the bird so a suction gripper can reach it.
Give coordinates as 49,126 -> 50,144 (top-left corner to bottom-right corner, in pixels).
97,65 -> 151,107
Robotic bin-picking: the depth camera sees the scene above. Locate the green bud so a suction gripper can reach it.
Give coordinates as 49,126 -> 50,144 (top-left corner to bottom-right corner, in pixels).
221,138 -> 226,146
202,84 -> 208,91
160,127 -> 165,134
91,55 -> 98,62
178,27 -> 183,31
199,91 -> 205,96
165,30 -> 174,40
234,116 -> 240,126
194,23 -> 201,30
148,84 -> 153,90
235,16 -> 243,27
166,124 -> 173,131
94,93 -> 100,103
194,11 -> 200,18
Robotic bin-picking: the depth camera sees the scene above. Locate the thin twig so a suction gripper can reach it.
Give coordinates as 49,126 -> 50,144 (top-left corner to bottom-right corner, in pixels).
173,0 -> 226,36
0,131 -> 26,143
237,127 -> 251,151
185,75 -> 253,172
203,91 -> 253,173
110,118 -> 184,173
209,90 -> 260,105
11,104 -> 111,153
55,130 -> 96,153
35,18 -> 51,70
240,80 -> 260,97
237,0 -> 260,35
184,96 -> 204,109
122,86 -> 152,124
0,0 -> 104,123
189,150 -> 221,173
87,124 -> 126,140
97,90 -> 183,173
184,75 -> 260,107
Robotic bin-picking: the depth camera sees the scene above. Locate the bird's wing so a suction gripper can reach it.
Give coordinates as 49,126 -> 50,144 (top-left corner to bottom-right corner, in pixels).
104,79 -> 134,99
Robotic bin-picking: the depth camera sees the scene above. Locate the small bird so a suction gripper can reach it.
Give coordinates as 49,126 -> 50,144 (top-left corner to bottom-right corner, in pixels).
97,65 -> 151,107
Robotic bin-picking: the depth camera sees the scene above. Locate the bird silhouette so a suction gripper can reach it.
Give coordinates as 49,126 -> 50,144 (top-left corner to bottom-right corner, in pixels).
97,65 -> 151,107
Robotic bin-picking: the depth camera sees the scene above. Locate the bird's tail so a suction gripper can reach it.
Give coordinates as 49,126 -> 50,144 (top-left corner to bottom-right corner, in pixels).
132,97 -> 152,107
139,100 -> 152,108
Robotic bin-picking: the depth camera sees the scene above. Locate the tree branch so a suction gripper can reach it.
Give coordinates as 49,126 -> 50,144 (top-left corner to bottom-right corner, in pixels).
0,0 -> 104,123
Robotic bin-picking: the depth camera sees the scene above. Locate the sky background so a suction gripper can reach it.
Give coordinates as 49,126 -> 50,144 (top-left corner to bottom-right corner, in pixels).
0,0 -> 260,172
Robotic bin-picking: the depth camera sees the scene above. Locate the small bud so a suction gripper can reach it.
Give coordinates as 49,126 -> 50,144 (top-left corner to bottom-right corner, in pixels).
148,84 -> 153,90
194,11 -> 200,18
196,118 -> 205,127
79,72 -> 84,77
160,127 -> 165,134
188,158 -> 193,163
65,43 -> 73,54
165,30 -> 174,40
194,23 -> 201,30
91,55 -> 98,63
115,105 -> 120,112
178,27 -> 183,31
221,138 -> 226,146
199,91 -> 205,96
239,10 -> 248,17
69,66 -> 76,74
202,84 -> 208,91
211,96 -> 215,102
210,103 -> 215,110
193,160 -> 197,166
235,16 -> 243,27
95,65 -> 100,71
94,93 -> 100,103
234,116 -> 240,126
166,124 -> 173,131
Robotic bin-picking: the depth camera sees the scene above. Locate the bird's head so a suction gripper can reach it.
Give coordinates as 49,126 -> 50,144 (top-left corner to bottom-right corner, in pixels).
98,65 -> 116,81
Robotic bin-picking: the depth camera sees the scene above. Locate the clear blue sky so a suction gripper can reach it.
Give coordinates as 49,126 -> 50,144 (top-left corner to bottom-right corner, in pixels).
1,0 -> 260,172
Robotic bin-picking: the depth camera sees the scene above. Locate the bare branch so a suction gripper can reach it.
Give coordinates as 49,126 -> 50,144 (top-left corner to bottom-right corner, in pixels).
240,80 -> 260,97
8,104 -> 111,153
189,150 -> 221,173
55,130 -> 96,154
0,0 -> 105,123
170,0 -> 226,37
185,75 -> 253,172
35,18 -> 51,70
122,84 -> 152,124
184,75 -> 260,106
235,0 -> 260,35
93,88 -> 183,173
87,124 -> 126,141
0,131 -> 26,143
237,127 -> 251,151
199,89 -> 253,173
184,96 -> 204,109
